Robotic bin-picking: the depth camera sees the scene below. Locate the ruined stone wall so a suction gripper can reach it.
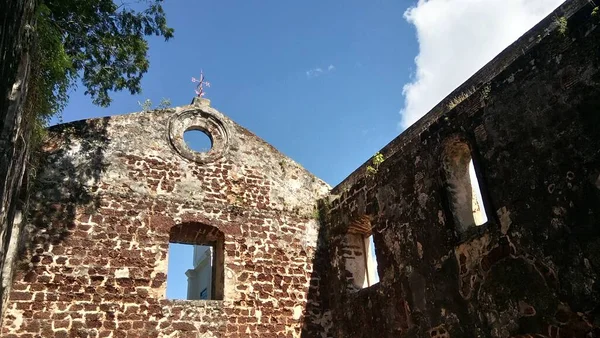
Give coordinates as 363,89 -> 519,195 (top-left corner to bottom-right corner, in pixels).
0,0 -> 37,322
307,1 -> 600,337
2,99 -> 330,337
4,0 -> 600,337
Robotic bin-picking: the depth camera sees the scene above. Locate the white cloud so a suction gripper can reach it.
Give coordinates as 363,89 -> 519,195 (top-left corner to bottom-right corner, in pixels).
306,68 -> 323,78
306,64 -> 335,79
399,0 -> 565,129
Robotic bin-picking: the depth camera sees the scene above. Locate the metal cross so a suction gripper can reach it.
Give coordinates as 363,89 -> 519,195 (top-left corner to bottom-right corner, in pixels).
192,70 -> 211,97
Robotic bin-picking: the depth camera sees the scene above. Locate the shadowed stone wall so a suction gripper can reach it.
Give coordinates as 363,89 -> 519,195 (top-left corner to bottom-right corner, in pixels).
304,0 -> 600,337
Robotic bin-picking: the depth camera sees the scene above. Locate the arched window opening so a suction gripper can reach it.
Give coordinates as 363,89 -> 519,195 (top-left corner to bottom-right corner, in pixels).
344,215 -> 380,290
167,223 -> 224,300
442,138 -> 488,233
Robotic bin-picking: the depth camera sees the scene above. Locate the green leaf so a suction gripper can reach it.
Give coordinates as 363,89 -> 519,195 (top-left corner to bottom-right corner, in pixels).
30,0 -> 174,118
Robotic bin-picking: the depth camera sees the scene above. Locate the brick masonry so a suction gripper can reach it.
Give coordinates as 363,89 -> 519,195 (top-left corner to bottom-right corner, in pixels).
1,98 -> 330,337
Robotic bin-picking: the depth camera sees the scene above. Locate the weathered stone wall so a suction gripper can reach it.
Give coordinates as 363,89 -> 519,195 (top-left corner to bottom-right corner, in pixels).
306,0 -> 600,337
4,0 -> 600,337
0,0 -> 37,322
2,99 -> 330,337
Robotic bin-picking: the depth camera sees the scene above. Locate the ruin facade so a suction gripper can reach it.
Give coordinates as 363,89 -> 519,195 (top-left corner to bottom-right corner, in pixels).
2,0 -> 600,337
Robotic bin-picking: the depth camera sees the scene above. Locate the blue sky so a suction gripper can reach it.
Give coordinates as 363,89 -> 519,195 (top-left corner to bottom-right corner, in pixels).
60,0 -> 419,186
57,0 -> 565,299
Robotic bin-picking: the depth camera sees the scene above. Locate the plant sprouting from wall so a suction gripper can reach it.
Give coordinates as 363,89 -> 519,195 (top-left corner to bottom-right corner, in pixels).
157,98 -> 172,109
480,83 -> 491,105
447,87 -> 475,110
312,208 -> 321,220
138,99 -> 153,112
366,152 -> 385,176
556,16 -> 568,36
137,97 -> 171,112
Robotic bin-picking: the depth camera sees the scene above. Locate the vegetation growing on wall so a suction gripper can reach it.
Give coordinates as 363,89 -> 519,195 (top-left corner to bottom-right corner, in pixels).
366,152 -> 385,176
447,87 -> 476,110
138,98 -> 172,111
556,16 -> 568,36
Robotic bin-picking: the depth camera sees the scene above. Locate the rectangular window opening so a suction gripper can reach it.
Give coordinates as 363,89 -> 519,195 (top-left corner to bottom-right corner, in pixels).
469,159 -> 488,226
166,243 -> 216,300
442,139 -> 489,232
365,235 -> 380,285
344,232 -> 380,290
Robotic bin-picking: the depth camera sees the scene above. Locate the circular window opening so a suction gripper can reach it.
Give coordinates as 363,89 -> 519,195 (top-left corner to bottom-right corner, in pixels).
184,129 -> 212,153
